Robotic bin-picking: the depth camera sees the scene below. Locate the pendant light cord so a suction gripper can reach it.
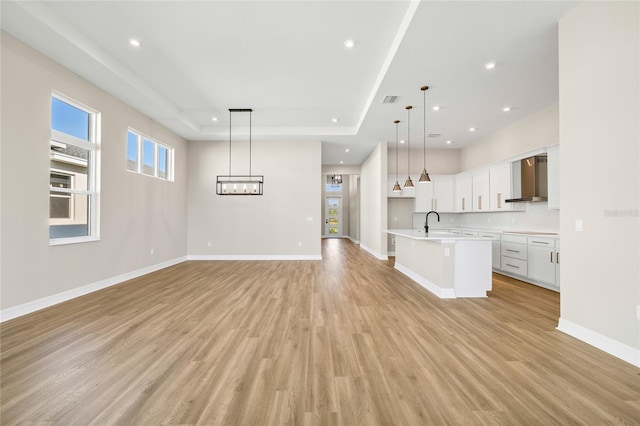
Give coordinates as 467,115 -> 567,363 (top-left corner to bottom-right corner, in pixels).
423,89 -> 426,165
407,106 -> 411,177
395,121 -> 399,181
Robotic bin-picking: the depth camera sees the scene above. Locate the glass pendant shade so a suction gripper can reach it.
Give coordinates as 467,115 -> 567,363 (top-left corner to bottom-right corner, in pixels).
392,181 -> 402,192
404,177 -> 414,188
419,168 -> 431,183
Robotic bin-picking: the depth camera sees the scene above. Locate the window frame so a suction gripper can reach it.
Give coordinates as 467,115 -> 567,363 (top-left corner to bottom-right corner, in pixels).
126,128 -> 174,181
49,92 -> 100,246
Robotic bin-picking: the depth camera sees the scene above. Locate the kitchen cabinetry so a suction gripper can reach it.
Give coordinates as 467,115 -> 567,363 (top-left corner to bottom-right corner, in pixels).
479,231 -> 501,270
472,170 -> 490,211
501,234 -> 528,277
547,144 -> 560,210
489,163 -> 522,211
527,237 -> 560,289
414,175 -> 454,212
387,176 -> 415,198
455,174 -> 473,212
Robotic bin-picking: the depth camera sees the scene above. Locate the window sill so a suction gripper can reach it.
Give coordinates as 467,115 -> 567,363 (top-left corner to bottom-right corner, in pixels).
50,236 -> 100,246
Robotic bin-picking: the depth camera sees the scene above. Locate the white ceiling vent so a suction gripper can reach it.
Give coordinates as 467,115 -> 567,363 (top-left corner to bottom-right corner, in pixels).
383,95 -> 399,104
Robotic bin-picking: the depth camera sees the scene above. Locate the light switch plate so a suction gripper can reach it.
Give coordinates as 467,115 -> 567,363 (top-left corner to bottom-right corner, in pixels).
575,219 -> 583,232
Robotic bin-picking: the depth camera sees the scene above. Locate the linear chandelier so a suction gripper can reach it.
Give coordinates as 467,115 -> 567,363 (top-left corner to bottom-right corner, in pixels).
216,108 -> 264,195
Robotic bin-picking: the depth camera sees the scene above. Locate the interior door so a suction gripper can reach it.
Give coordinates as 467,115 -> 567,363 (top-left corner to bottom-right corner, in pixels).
324,196 -> 343,237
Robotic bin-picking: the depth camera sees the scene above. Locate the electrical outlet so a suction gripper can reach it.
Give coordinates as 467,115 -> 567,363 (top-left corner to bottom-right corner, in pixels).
575,219 -> 583,232
298,241 -> 302,247
207,241 -> 212,247
150,248 -> 155,255
444,248 -> 450,256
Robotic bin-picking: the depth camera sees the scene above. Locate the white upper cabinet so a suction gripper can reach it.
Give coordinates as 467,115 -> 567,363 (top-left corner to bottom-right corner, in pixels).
455,174 -> 473,212
472,170 -> 490,211
415,175 -> 454,212
547,144 -> 560,210
489,163 -> 519,211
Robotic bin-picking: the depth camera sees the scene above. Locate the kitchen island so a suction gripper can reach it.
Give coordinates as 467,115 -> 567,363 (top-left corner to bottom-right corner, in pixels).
386,229 -> 492,298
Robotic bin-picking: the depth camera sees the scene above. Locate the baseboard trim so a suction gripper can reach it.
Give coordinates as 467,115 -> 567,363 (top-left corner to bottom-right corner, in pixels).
359,244 -> 388,260
557,317 -> 640,367
346,236 -> 360,245
0,256 -> 188,323
187,254 -> 322,261
394,263 -> 456,299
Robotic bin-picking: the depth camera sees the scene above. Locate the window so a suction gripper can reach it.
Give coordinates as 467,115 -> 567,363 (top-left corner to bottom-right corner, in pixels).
126,129 -> 173,181
50,94 -> 99,244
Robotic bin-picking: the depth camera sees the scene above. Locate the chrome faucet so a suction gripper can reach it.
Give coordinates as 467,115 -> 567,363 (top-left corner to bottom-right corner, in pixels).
425,210 -> 440,234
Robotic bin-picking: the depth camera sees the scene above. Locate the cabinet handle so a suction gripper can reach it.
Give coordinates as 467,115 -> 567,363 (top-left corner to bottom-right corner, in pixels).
497,193 -> 501,209
506,249 -> 520,253
506,263 -> 520,269
550,252 -> 554,263
532,241 -> 550,245
478,195 -> 482,210
556,252 -> 560,264
462,198 -> 465,211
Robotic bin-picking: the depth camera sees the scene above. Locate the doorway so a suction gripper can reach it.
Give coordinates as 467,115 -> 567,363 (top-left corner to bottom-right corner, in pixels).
324,196 -> 343,237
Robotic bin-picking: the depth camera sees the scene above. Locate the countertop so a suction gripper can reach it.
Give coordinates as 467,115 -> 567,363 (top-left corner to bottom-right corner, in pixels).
385,229 -> 493,242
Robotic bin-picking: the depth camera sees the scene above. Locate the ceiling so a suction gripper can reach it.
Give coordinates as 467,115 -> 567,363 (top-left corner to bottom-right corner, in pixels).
1,1 -> 578,166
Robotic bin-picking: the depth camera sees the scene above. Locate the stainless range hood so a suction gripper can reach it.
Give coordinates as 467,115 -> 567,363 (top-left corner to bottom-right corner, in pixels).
506,155 -> 548,203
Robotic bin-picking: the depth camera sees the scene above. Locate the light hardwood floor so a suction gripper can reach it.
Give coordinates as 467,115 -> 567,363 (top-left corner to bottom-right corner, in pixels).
1,238 -> 638,425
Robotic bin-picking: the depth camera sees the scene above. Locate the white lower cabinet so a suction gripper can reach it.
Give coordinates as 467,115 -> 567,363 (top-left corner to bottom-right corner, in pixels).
500,235 -> 528,277
527,237 -> 559,289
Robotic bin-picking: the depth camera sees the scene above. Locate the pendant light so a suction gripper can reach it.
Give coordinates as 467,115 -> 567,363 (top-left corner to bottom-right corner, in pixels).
392,120 -> 402,192
216,108 -> 264,195
404,105 -> 414,188
419,86 -> 432,183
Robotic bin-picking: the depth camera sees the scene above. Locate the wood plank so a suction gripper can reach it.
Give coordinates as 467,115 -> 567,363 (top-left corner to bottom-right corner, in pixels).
1,239 -> 638,425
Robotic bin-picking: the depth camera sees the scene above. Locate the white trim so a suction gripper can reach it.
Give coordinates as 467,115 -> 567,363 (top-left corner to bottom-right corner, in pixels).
0,256 -> 187,323
359,244 -> 388,260
49,235 -> 100,246
557,318 -> 640,367
346,236 -> 360,245
387,250 -> 396,257
394,262 -> 457,299
187,254 -> 322,261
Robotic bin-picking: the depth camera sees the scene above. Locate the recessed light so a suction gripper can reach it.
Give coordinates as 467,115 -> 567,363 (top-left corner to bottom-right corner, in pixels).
129,38 -> 141,47
469,127 -> 476,132
344,39 -> 355,48
332,118 -> 339,123
432,106 -> 440,111
503,106 -> 511,112
446,140 -> 452,145
211,117 -> 218,122
400,139 -> 405,144
345,148 -> 350,152
485,62 -> 495,69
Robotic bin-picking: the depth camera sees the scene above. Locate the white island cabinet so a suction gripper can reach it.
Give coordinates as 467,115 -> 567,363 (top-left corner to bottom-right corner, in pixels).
386,229 -> 492,298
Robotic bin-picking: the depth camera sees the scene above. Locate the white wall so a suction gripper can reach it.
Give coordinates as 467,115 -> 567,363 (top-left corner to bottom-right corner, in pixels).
388,147 -> 461,176
360,143 -> 388,259
558,2 -> 639,365
460,103 -> 559,171
187,140 -> 321,258
0,33 -> 188,311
